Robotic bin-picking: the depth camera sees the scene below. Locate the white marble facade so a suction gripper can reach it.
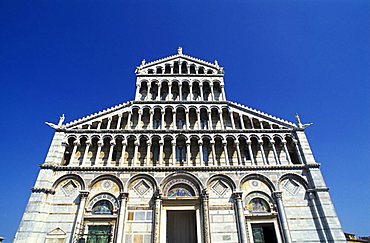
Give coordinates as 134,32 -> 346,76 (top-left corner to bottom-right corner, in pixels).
14,48 -> 346,243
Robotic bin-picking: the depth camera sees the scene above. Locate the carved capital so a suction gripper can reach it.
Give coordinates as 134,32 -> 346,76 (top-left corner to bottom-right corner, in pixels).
272,191 -> 283,199
119,192 -> 129,201
232,191 -> 243,200
79,190 -> 90,198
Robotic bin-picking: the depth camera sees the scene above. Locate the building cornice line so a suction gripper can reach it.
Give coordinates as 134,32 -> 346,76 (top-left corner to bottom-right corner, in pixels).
40,164 -> 320,172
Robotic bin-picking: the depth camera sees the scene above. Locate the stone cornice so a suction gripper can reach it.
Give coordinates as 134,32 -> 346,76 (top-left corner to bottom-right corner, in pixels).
32,187 -> 55,194
62,128 -> 294,134
136,74 -> 224,78
40,163 -> 320,172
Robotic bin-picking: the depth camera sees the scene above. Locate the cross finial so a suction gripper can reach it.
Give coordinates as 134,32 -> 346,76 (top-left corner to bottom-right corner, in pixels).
178,47 -> 183,55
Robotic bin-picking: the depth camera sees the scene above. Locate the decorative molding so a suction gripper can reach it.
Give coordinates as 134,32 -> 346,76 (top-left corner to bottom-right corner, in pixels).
40,163 -> 320,172
32,187 -> 55,194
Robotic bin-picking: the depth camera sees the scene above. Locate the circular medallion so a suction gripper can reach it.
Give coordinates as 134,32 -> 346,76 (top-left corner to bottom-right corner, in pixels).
101,180 -> 113,190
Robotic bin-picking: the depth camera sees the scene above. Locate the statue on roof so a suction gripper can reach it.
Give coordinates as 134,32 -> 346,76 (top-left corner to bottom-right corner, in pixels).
141,59 -> 146,66
178,47 -> 183,55
295,113 -> 313,129
45,114 -> 65,130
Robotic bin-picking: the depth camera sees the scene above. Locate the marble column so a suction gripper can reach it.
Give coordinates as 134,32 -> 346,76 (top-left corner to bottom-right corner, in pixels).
179,84 -> 183,101
235,141 -> 242,165
273,191 -> 292,243
201,190 -> 211,243
247,141 -> 255,165
230,111 -> 236,129
168,83 -> 172,101
233,192 -> 248,243
210,84 -> 215,101
161,111 -> 165,129
107,117 -> 112,129
116,192 -> 129,243
293,139 -> 304,164
197,111 -> 201,129
259,141 -> 267,165
157,83 -> 162,101
137,110 -> 142,130
159,141 -> 164,166
107,140 -> 116,166
270,140 -> 280,165
149,110 -> 154,129
186,142 -> 191,166
119,141 -> 127,166
172,110 -> 176,129
70,140 -> 79,166
208,111 -> 213,130
219,110 -> 225,130
72,190 -> 89,242
200,84 -> 204,100
199,142 -> 204,166
127,111 -> 132,129
185,110 -> 189,130
117,114 -> 122,129
221,84 -> 226,101
172,142 -> 176,166
153,191 -> 162,243
189,83 -> 192,101
94,140 -> 103,166
97,121 -> 102,130
135,84 -> 141,100
240,115 -> 245,130
282,141 -> 292,164
211,141 -> 216,166
82,140 -> 91,166
223,142 -> 229,166
133,141 -> 139,166
146,142 -> 151,166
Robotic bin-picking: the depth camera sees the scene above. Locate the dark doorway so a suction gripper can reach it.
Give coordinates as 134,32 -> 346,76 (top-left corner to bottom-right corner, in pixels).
86,225 -> 112,243
251,223 -> 278,243
167,210 -> 197,243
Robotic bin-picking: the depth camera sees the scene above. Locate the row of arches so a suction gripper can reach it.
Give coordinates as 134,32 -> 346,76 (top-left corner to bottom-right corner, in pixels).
79,106 -> 284,131
142,61 -> 220,75
63,134 -> 303,167
53,171 -> 308,196
136,79 -> 225,102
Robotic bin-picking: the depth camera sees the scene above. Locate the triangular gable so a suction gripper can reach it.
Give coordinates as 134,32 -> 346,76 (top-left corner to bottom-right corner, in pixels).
64,100 -> 296,129
228,101 -> 297,128
135,47 -> 223,75
64,101 -> 132,128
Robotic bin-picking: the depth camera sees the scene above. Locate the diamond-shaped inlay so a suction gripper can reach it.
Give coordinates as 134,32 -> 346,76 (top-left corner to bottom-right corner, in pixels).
212,180 -> 228,197
61,180 -> 78,196
283,179 -> 300,195
134,180 -> 150,196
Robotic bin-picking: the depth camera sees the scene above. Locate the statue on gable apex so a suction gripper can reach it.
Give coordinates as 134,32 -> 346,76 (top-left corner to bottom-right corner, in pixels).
178,47 -> 183,55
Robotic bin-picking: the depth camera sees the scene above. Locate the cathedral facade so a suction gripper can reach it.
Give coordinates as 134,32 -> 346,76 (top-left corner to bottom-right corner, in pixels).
15,49 -> 346,243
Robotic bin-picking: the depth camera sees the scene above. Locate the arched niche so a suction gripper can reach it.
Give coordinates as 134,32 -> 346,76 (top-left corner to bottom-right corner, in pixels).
240,174 -> 275,196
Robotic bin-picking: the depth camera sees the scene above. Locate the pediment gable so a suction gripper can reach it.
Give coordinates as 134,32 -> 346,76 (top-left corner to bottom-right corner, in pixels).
135,47 -> 224,75
62,100 -> 296,130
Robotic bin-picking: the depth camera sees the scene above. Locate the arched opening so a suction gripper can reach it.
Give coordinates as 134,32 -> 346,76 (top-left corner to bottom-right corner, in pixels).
181,62 -> 188,74
190,64 -> 196,74
156,66 -> 163,74
173,62 -> 179,74
165,64 -> 171,74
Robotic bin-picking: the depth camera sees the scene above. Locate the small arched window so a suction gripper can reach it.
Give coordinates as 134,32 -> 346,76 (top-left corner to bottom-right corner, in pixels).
156,67 -> 163,74
92,200 -> 113,215
198,67 -> 205,74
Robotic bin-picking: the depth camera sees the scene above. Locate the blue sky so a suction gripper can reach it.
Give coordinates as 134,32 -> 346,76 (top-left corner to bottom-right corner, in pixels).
0,0 -> 369,241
